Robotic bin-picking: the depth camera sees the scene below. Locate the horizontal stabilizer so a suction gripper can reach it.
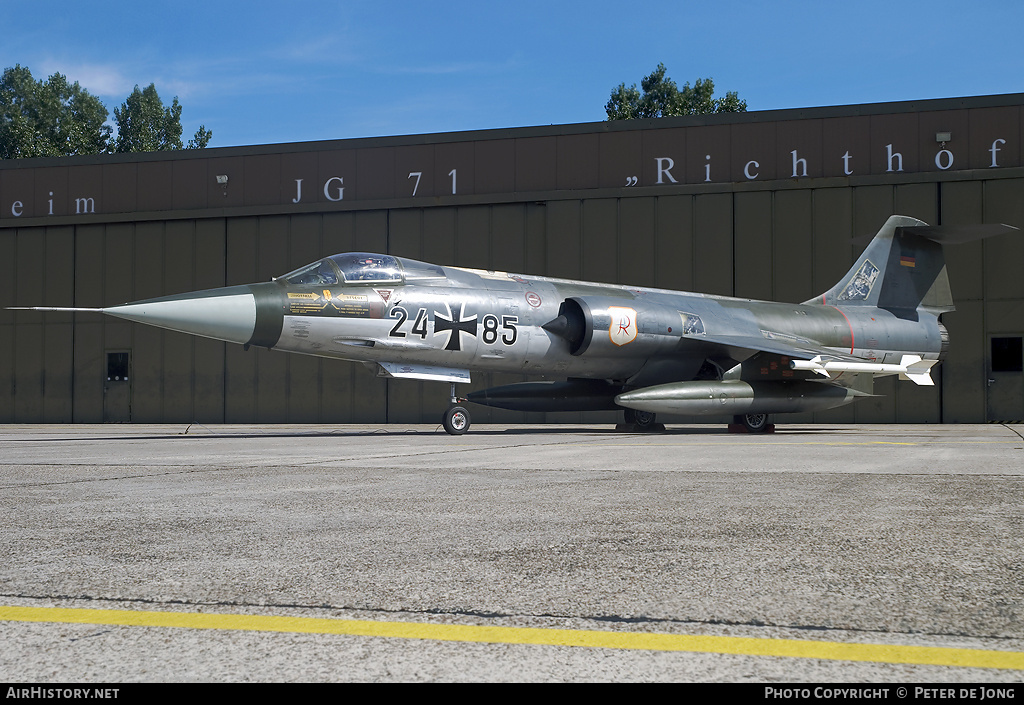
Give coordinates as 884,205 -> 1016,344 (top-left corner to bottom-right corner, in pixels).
894,223 -> 1019,245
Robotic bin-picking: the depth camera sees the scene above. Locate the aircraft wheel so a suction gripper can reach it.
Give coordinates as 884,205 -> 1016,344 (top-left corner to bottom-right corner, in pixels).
625,408 -> 658,429
736,413 -> 769,433
443,406 -> 471,435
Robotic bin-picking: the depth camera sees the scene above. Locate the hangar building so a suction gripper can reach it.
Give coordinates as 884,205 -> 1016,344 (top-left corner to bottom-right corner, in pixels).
1,93 -> 1022,425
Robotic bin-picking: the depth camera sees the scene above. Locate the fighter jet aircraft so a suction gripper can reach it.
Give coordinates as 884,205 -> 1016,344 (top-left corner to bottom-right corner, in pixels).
12,215 -> 1017,434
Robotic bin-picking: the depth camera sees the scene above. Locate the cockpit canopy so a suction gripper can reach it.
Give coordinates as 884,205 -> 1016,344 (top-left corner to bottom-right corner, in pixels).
280,252 -> 445,286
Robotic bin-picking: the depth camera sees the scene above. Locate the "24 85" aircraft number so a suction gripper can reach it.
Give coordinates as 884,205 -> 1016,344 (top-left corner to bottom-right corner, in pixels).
388,307 -> 518,346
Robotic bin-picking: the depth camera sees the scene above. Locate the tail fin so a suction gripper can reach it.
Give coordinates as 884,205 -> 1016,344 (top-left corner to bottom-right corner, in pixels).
807,215 -> 1018,318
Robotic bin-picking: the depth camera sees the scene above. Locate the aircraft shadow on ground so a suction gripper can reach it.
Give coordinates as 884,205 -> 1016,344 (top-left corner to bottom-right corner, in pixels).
9,425 -> 852,442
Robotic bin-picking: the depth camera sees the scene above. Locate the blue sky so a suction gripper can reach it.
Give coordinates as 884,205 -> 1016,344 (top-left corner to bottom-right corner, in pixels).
3,1 -> 1022,148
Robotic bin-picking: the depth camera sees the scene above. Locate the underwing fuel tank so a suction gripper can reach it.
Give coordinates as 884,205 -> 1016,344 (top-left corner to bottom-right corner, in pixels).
615,380 -> 867,417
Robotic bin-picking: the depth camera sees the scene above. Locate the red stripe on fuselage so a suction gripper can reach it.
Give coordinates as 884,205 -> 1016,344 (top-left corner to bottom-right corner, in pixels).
829,306 -> 855,354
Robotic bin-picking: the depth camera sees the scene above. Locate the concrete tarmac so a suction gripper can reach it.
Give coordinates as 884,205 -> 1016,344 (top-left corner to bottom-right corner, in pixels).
0,422 -> 1022,682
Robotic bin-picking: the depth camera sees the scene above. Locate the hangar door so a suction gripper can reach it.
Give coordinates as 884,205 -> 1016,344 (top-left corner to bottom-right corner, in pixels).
987,335 -> 1024,422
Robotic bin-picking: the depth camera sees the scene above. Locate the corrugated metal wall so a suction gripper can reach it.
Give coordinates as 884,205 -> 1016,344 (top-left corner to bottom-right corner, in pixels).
1,177 -> 1022,424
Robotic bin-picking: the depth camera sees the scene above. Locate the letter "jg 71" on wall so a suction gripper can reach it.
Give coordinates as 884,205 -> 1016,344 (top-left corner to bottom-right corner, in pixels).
290,170 -> 460,204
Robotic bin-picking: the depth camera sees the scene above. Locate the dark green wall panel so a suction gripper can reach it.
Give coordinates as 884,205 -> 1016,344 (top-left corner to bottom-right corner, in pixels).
982,179 -> 1024,301
772,191 -> 814,304
545,201 -> 581,280
894,183 -> 937,224
322,212 -> 357,259
733,191 -> 773,300
71,320 -> 103,422
524,203 -> 547,276
1,167 -> 1019,424
491,204 -> 526,273
941,300 -> 985,423
13,323 -> 43,421
389,208 -> 422,260
354,211 -> 387,254
810,188 -> 854,300
941,181 -> 984,302
224,218 -> 259,422
456,206 -> 490,268
654,195 -> 693,291
618,197 -> 655,288
422,207 -> 456,266
0,226 -> 13,421
193,337 -> 225,423
131,325 -> 163,422
693,193 -> 733,296
581,199 -> 617,284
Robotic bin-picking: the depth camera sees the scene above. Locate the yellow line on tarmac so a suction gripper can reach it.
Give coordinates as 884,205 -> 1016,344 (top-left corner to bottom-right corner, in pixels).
594,440 -> 1015,446
2,605 -> 1023,670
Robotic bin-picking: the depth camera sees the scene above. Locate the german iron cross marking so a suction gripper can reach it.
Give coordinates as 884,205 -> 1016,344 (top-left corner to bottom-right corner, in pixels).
433,302 -> 477,351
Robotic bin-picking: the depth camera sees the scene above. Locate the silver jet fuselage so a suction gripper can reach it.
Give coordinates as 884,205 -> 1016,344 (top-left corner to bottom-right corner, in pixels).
114,253 -> 941,392
26,215 -> 1012,433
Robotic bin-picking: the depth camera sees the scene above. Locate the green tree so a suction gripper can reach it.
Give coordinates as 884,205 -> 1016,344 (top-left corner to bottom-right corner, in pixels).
606,63 -> 747,120
187,125 -> 213,150
0,64 -> 111,159
113,83 -> 212,152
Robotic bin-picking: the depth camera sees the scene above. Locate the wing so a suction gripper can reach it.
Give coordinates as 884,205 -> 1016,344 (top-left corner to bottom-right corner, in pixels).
686,330 -> 864,365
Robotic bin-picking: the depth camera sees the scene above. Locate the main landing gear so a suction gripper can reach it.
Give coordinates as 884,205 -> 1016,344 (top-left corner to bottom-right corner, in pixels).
442,383 -> 471,435
618,408 -> 666,433
731,413 -> 773,433
624,408 -> 658,430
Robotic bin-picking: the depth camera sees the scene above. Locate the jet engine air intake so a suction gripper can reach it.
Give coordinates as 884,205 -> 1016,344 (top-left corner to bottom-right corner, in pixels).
542,296 -> 685,358
542,299 -> 588,354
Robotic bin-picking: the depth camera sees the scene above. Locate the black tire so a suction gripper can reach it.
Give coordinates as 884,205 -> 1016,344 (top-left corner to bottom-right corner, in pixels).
443,406 -> 471,435
735,412 -> 769,433
625,408 -> 658,429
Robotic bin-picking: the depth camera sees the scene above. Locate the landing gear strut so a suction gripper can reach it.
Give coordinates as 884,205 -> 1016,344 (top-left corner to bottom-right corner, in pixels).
442,382 -> 471,435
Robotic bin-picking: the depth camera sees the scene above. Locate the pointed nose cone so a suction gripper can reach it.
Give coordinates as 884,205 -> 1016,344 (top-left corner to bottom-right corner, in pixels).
103,285 -> 257,345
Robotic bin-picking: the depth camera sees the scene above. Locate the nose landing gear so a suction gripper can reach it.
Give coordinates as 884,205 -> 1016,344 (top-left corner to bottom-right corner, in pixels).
442,383 -> 471,435
443,405 -> 471,435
